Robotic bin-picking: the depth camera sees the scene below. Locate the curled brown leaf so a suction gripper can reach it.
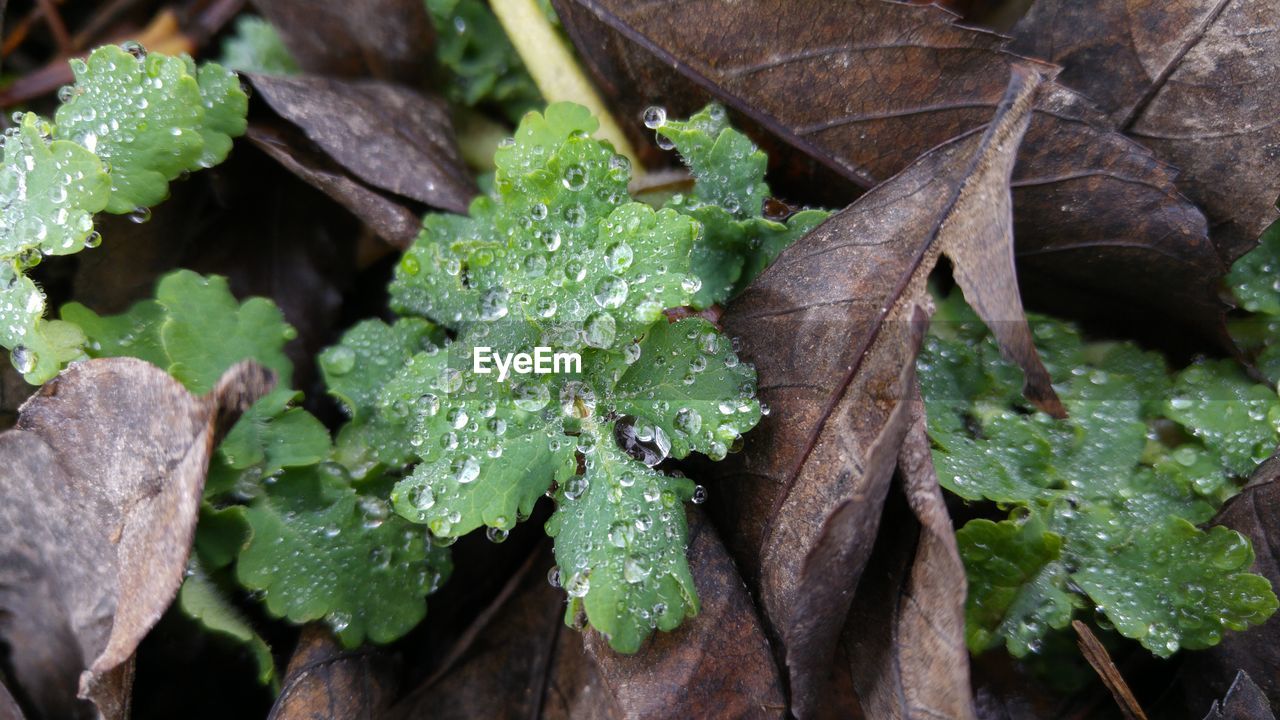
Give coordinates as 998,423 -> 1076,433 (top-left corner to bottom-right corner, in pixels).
248,74 -> 477,216
1011,0 -> 1280,262
714,67 -> 1052,716
0,359 -> 273,719
551,0 -> 1228,346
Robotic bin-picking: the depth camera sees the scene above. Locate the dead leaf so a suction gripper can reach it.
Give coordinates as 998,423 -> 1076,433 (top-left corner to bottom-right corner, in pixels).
0,358 -> 273,719
389,510 -> 783,719
709,67 -> 1053,716
0,682 -> 22,720
249,0 -> 436,84
1202,671 -> 1275,720
550,0 -> 1228,345
247,124 -> 423,249
1010,0 -> 1280,262
582,509 -> 787,719
838,387 -> 976,720
385,545 -> 617,720
248,74 -> 477,215
267,626 -> 399,720
1180,458 -> 1280,711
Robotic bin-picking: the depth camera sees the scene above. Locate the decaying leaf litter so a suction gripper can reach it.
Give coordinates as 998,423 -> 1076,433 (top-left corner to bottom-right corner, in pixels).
0,0 -> 1278,718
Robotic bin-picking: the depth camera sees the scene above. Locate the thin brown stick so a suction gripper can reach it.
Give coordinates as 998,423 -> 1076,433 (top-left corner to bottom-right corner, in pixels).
35,0 -> 70,52
1072,620 -> 1148,720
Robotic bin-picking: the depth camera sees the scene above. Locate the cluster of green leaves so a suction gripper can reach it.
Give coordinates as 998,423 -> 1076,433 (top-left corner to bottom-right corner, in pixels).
0,44 -> 246,383
1228,219 -> 1280,384
319,101 -> 824,651
66,270 -> 453,683
918,290 -> 1279,659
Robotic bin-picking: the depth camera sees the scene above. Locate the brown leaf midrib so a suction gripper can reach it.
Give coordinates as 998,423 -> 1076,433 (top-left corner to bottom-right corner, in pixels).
1117,0 -> 1236,131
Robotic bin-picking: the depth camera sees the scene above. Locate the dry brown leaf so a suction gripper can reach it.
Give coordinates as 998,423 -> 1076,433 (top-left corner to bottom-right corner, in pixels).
267,626 -> 399,720
1011,0 -> 1280,262
550,0 -> 1228,346
247,124 -> 423,249
0,680 -> 24,720
388,510 -> 783,719
248,74 -> 477,215
0,358 -> 273,719
710,66 -> 1053,716
249,0 -> 435,84
1202,671 -> 1276,720
838,387 -> 975,720
581,509 -> 787,719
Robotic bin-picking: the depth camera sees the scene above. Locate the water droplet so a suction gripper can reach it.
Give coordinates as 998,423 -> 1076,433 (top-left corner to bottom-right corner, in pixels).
642,106 -> 667,129
128,206 -> 152,224
11,345 -> 36,375
562,164 -> 588,191
323,346 -> 356,375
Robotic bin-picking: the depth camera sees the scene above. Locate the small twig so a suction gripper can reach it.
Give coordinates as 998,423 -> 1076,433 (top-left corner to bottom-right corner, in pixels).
1072,620 -> 1148,720
35,0 -> 71,53
489,0 -> 639,168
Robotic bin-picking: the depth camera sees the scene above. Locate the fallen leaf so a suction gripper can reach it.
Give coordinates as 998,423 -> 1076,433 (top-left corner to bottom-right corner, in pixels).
550,0 -> 1227,345
0,358 -> 273,719
247,124 -> 423,249
1010,0 -> 1280,262
388,510 -> 783,719
267,626 -> 399,720
248,74 -> 477,215
839,387 -> 976,720
384,545 -> 617,719
1180,457 -> 1280,711
249,0 -> 436,84
711,67 -> 1054,716
0,681 -> 23,720
1202,671 -> 1275,720
581,508 -> 787,719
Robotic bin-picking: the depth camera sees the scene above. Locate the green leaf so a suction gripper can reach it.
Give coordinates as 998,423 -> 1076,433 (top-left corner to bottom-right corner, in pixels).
155,270 -> 294,394
61,298 -> 167,367
427,0 -> 541,122
178,562 -> 275,686
1165,359 -> 1280,477
0,271 -> 88,383
54,45 -> 246,214
56,46 -> 202,213
386,339 -> 579,536
390,106 -> 703,350
655,104 -> 830,305
321,318 -> 445,475
220,16 -> 300,76
545,438 -> 698,653
608,317 -> 760,461
351,104 -> 777,650
192,60 -> 249,170
920,289 -> 1278,658
958,516 -> 1076,656
193,503 -> 249,570
0,113 -> 110,258
1070,512 -> 1276,655
1228,218 -> 1280,317
219,388 -> 331,475
237,464 -> 452,646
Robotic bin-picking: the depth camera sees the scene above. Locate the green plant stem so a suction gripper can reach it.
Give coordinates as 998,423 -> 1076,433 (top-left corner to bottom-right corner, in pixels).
489,0 -> 639,167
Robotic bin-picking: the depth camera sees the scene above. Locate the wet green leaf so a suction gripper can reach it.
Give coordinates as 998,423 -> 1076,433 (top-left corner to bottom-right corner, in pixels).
178,562 -> 276,686
545,439 -> 698,653
920,290 -> 1278,658
237,464 -> 453,646
220,16 -> 300,76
